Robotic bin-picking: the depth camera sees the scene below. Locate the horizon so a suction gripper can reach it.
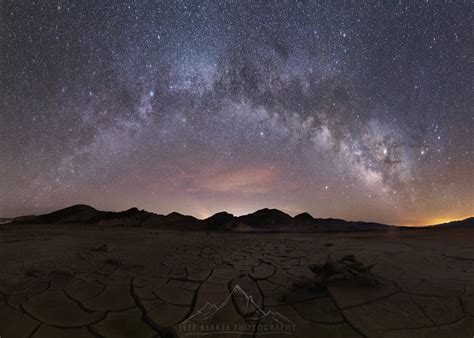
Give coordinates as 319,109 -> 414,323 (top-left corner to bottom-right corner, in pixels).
3,202 -> 472,228
1,2 -> 472,226
2,3 -> 473,337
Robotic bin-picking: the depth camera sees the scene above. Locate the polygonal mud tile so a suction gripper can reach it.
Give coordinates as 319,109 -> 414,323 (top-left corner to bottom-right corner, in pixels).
212,254 -> 224,265
327,279 -> 399,308
298,257 -> 311,266
187,266 -> 212,281
465,282 -> 474,295
139,298 -> 165,312
371,262 -> 406,280
412,294 -> 464,325
66,280 -> 105,301
154,284 -> 195,306
282,286 -> 326,305
168,279 -> 186,288
92,308 -> 156,338
149,264 -> 170,277
132,275 -> 150,287
169,266 -> 187,279
65,260 -> 95,274
297,321 -> 362,338
7,293 -> 29,309
257,280 -> 287,306
462,294 -> 474,316
0,276 -> 49,296
444,249 -> 474,260
133,285 -> 157,300
207,274 -> 230,285
0,301 -> 39,338
48,269 -> 82,289
146,302 -> 190,327
76,271 -> 105,282
267,268 -> 298,287
97,263 -> 117,276
213,267 -> 241,280
98,268 -> 132,285
293,296 -> 344,324
199,281 -> 229,294
84,284 -> 136,311
276,258 -> 300,269
343,292 -> 432,334
148,276 -> 168,290
91,243 -> 112,253
235,264 -> 253,273
182,281 -> 200,291
123,263 -> 147,277
250,263 -> 275,280
286,266 -> 314,279
244,257 -> 260,266
23,289 -> 104,327
405,278 -> 465,297
251,253 -> 266,261
22,269 -> 51,282
33,325 -> 95,338
393,274 -> 425,294
380,316 -> 474,338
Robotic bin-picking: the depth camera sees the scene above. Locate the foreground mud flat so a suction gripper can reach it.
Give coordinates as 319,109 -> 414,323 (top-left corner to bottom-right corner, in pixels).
0,225 -> 473,338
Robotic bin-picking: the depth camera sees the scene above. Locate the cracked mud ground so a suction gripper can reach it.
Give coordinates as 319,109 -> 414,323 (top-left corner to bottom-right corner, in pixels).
1,226 -> 474,337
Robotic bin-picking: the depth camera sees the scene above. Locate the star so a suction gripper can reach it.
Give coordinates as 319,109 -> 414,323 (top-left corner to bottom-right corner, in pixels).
0,0 -> 471,226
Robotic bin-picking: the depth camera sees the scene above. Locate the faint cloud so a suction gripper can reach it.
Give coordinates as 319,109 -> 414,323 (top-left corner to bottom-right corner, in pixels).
198,167 -> 281,194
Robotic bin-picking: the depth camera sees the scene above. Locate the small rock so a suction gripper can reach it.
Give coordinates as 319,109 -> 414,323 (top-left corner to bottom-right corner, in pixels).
287,255 -> 378,299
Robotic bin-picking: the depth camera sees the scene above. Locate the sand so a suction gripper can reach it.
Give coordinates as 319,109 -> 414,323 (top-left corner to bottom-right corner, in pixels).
0,225 -> 473,337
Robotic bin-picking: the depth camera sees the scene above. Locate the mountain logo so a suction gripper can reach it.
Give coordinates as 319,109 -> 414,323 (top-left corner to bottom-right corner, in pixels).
179,284 -> 296,335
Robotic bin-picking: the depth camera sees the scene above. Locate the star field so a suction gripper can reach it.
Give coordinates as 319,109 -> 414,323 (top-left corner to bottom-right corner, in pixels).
1,1 -> 473,225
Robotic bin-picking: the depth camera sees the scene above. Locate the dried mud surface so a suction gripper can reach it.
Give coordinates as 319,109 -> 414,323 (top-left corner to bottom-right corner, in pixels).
1,225 -> 473,337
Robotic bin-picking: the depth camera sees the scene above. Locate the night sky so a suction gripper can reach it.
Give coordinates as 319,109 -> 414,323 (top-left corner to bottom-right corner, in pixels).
1,1 -> 473,225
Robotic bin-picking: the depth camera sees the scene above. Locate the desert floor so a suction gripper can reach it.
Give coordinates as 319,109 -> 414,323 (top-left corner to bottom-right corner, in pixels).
0,225 -> 473,338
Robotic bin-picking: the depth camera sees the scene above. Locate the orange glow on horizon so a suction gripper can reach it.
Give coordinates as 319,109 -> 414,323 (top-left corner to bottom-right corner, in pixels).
405,214 -> 473,227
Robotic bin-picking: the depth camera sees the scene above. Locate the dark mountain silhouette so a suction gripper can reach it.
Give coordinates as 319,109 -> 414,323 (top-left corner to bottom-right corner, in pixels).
28,205 -> 152,227
435,217 -> 474,228
5,204 -> 473,232
144,212 -> 204,230
0,217 -> 13,224
204,212 -> 235,230
236,208 -> 293,230
294,212 -> 315,223
9,204 -> 202,229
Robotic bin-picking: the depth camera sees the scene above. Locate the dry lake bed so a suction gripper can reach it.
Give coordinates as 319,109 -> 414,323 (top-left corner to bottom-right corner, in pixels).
0,225 -> 473,338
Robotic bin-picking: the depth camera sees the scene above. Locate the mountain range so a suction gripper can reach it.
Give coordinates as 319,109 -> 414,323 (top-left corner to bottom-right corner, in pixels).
3,204 -> 473,232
